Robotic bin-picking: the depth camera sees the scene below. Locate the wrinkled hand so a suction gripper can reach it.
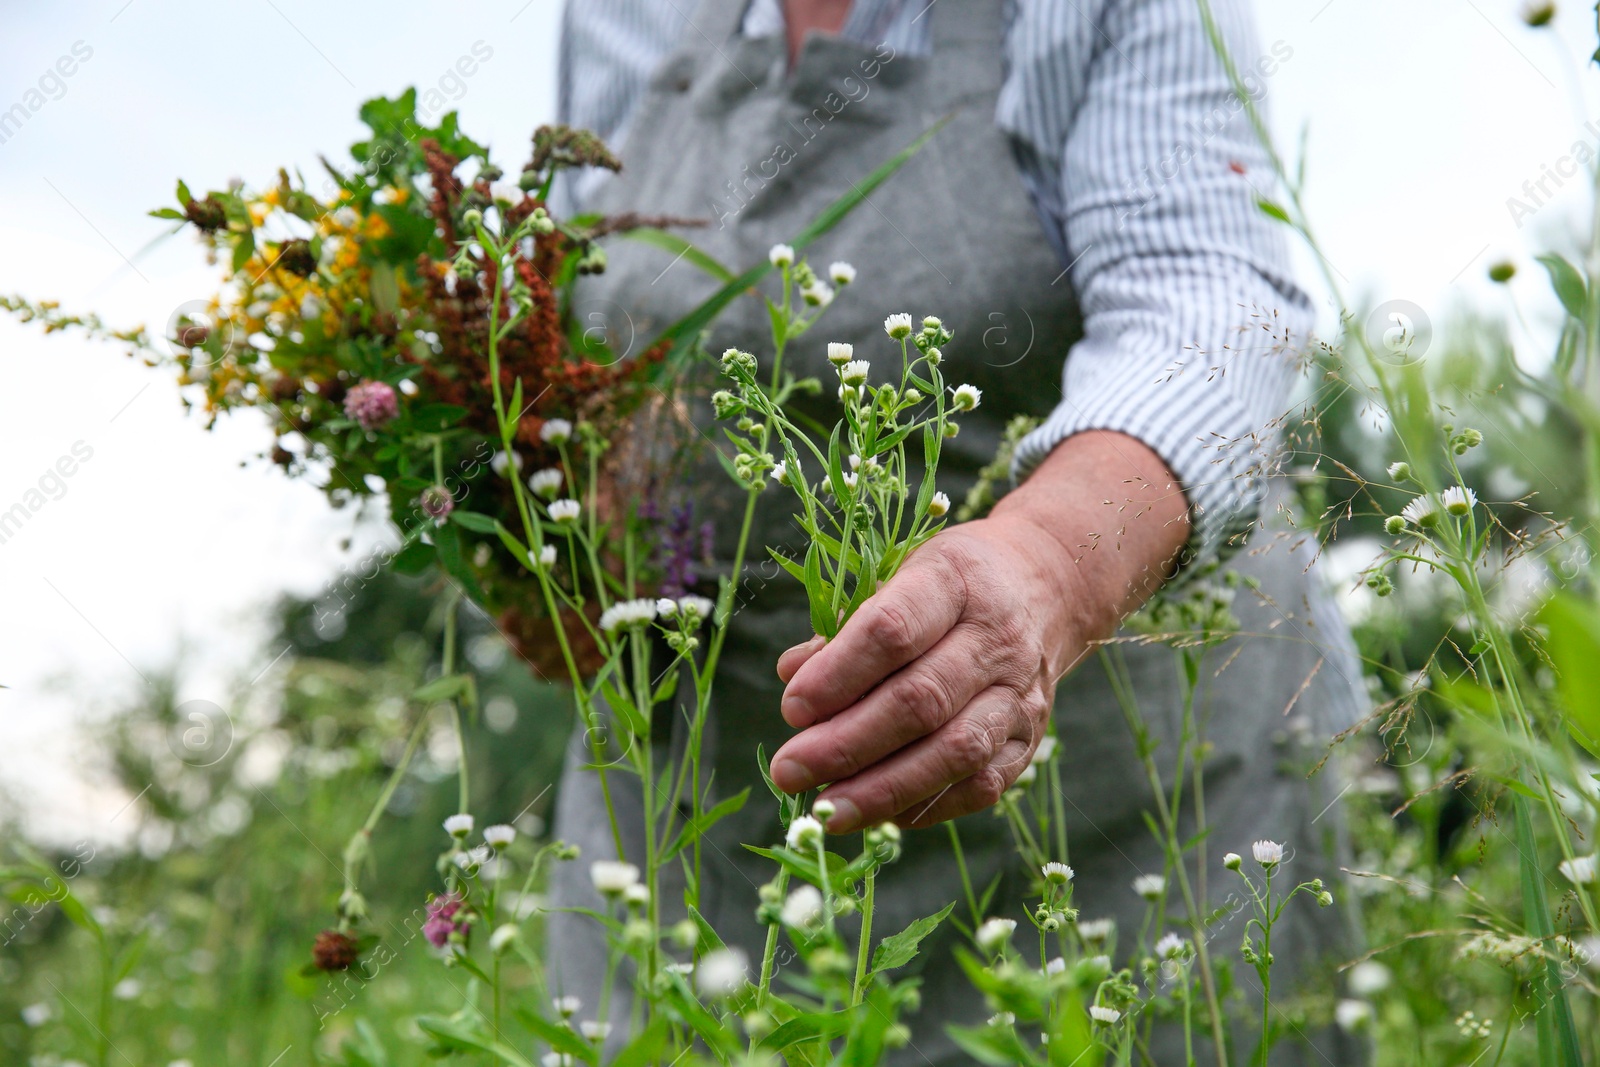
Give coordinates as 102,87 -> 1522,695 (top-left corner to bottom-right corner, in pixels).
767,431 -> 1190,834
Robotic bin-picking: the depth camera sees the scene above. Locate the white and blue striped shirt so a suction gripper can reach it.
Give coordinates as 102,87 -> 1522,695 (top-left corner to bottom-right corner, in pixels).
558,0 -> 1313,570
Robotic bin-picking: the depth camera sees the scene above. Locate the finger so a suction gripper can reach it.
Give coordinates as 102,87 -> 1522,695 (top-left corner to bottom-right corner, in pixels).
813,685 -> 1035,833
770,622 -> 994,793
781,545 -> 968,728
892,736 -> 1035,830
775,634 -> 826,684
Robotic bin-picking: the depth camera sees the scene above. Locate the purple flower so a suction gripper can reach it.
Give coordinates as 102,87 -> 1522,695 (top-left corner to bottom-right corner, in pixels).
344,380 -> 399,431
423,893 -> 468,948
420,485 -> 454,522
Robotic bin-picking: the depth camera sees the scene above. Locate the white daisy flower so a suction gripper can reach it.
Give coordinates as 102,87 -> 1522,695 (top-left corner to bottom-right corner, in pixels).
489,923 -> 520,954
770,461 -> 792,487
1387,461 -> 1411,481
827,341 -> 854,365
484,824 -> 516,848
1442,485 -> 1477,516
552,995 -> 582,1017
786,815 -> 824,850
540,419 -> 573,445
542,1054 -> 574,1067
1400,495 -> 1439,528
976,917 -> 1017,955
599,598 -> 657,633
839,360 -> 870,386
928,491 -> 951,518
537,544 -> 558,568
884,313 -> 913,339
987,1012 -> 1015,1027
813,798 -> 837,820
548,498 -> 581,525
580,1021 -> 611,1041
1078,918 -> 1115,943
623,884 -> 650,907
1559,855 -> 1598,885
454,845 -> 491,871
1041,862 -> 1074,885
1032,737 -> 1058,764
528,468 -> 563,497
780,885 -> 825,929
695,948 -> 749,998
1223,852 -> 1243,870
1335,999 -> 1373,1033
768,243 -> 795,268
589,861 -> 640,897
444,814 -> 474,838
656,597 -> 679,617
1252,840 -> 1284,867
1045,957 -> 1067,975
1132,874 -> 1165,901
490,451 -> 524,476
1155,933 -> 1187,960
829,261 -> 856,285
951,384 -> 982,411
1347,961 -> 1391,996
801,282 -> 834,307
1089,1006 -> 1121,1025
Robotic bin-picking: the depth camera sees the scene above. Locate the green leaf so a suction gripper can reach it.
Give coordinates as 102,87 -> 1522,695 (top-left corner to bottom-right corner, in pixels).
413,674 -> 469,703
451,510 -> 499,533
871,900 -> 955,973
416,1017 -> 540,1067
661,788 -> 751,862
430,523 -> 487,603
1513,796 -> 1585,1067
410,403 -> 469,431
768,547 -> 808,585
759,1009 -> 853,1051
511,1009 -> 596,1062
1537,253 -> 1589,321
609,1018 -> 669,1067
149,207 -> 185,220
1538,593 -> 1600,757
756,745 -> 789,808
619,228 -> 736,283
1255,198 -> 1292,224
686,905 -> 729,955
231,230 -> 256,274
175,179 -> 192,205
804,541 -> 834,638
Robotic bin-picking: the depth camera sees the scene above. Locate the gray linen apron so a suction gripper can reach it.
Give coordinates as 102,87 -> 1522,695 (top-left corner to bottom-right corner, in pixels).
547,2 -> 1369,1062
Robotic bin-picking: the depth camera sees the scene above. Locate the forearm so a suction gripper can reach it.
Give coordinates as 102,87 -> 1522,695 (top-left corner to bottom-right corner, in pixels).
988,429 -> 1190,665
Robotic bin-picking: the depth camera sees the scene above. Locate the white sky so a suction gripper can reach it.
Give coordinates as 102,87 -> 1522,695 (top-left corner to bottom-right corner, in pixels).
0,0 -> 1595,844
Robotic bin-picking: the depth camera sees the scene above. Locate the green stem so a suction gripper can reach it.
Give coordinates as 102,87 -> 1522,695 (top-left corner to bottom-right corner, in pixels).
852,863 -> 876,1005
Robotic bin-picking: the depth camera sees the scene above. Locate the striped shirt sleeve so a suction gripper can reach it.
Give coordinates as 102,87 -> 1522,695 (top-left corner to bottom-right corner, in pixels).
1000,0 -> 1314,575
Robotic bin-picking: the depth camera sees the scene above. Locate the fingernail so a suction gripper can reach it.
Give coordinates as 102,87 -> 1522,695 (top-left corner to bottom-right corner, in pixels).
782,635 -> 821,658
824,797 -> 860,833
770,756 -> 815,793
781,693 -> 814,727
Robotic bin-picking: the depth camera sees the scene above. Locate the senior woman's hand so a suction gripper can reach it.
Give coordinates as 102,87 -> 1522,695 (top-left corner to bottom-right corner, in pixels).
767,430 -> 1191,833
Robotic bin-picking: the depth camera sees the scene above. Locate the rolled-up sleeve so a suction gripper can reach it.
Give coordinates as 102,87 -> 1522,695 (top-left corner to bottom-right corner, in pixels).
1001,0 -> 1314,574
